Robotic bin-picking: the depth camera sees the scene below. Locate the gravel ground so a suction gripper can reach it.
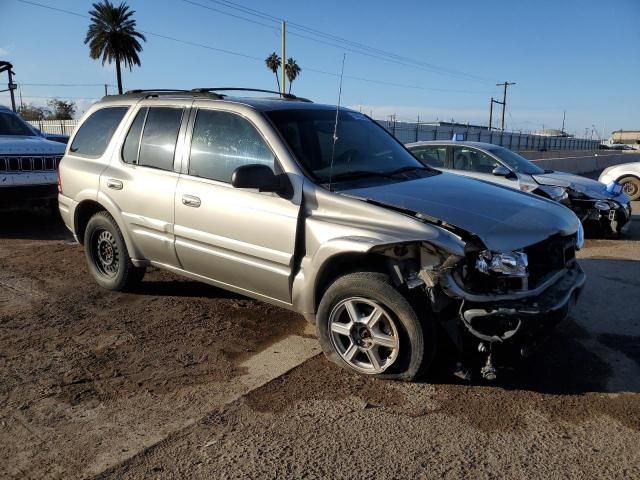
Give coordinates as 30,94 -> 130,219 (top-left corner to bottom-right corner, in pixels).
1,198 -> 639,479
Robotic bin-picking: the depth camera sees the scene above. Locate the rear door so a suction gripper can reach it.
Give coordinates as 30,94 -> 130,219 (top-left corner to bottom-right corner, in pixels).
173,106 -> 301,305
100,101 -> 189,267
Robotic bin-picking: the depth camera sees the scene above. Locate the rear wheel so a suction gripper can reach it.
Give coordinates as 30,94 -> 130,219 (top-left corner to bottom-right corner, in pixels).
619,176 -> 640,201
84,211 -> 145,291
317,272 -> 435,381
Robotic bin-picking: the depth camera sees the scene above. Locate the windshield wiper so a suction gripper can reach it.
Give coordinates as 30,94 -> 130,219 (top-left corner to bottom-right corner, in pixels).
327,170 -> 394,182
385,165 -> 429,176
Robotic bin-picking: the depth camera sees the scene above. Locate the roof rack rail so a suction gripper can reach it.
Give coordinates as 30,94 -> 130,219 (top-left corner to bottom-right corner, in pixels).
116,88 -> 311,102
121,89 -> 223,99
190,88 -> 312,102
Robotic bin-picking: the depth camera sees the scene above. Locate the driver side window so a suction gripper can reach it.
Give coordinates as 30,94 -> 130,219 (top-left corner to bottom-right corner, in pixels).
452,147 -> 500,174
188,109 -> 275,183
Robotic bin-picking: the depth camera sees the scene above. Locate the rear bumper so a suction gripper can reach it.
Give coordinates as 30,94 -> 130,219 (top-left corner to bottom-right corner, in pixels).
458,263 -> 585,348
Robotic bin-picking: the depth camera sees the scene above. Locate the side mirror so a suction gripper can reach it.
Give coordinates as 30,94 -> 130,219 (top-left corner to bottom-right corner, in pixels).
231,164 -> 282,193
492,165 -> 511,177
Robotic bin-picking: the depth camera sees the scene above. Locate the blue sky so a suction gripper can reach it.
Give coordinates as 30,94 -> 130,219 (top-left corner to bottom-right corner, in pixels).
1,0 -> 638,137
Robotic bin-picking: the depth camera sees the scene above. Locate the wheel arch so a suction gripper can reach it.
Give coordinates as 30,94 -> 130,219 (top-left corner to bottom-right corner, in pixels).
74,196 -> 142,261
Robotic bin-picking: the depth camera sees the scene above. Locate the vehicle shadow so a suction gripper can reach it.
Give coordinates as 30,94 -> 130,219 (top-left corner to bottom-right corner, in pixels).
429,257 -> 640,394
0,209 -> 72,241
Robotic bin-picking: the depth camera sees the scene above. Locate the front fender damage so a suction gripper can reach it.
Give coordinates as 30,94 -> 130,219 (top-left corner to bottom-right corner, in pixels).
372,239 -> 586,382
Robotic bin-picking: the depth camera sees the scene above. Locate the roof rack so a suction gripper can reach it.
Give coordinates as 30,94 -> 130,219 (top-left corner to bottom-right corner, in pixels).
190,88 -> 312,102
118,88 -> 312,102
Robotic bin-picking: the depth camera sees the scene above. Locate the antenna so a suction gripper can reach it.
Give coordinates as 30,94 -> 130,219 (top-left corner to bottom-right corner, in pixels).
328,53 -> 346,191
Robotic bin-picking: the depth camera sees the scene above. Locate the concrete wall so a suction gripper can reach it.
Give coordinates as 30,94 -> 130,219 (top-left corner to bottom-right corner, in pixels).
524,152 -> 640,175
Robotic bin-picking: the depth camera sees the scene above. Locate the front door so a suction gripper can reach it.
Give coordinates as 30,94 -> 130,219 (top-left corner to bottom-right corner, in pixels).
450,146 -> 517,188
174,107 -> 301,305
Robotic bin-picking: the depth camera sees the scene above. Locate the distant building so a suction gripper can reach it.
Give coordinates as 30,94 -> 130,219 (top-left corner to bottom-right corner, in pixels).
611,130 -> 640,147
533,128 -> 573,138
420,121 -> 489,131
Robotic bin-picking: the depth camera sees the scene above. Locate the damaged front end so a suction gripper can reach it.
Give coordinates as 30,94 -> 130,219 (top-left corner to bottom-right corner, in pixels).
379,229 -> 586,381
567,193 -> 631,236
533,177 -> 632,236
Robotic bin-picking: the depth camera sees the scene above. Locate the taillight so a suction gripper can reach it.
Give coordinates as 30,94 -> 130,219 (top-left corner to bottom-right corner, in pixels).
57,171 -> 63,194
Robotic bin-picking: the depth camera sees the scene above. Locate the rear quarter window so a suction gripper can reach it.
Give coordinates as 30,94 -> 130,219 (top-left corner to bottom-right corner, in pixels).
69,107 -> 129,157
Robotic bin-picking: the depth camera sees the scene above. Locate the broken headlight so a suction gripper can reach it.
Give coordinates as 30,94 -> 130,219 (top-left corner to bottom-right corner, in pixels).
475,251 -> 528,277
539,185 -> 568,202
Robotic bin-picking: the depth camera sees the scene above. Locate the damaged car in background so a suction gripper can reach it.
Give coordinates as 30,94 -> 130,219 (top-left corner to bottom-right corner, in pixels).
406,140 -> 631,236
59,90 -> 586,381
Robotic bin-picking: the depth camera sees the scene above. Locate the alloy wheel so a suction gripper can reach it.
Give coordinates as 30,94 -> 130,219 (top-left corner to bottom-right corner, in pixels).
328,297 -> 400,374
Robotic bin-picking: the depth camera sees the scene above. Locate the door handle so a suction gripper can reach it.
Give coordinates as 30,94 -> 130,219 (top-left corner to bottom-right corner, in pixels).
182,194 -> 201,208
106,178 -> 123,190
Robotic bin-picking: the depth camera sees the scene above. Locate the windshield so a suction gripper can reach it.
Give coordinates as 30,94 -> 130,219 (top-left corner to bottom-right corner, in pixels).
266,108 -> 428,185
487,145 -> 544,175
0,112 -> 35,136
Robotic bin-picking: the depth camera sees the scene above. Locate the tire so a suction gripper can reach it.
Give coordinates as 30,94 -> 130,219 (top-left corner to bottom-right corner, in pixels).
84,211 -> 145,291
316,272 -> 435,381
619,176 -> 640,201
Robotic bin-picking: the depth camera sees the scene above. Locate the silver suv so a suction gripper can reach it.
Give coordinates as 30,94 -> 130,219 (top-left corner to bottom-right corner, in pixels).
59,88 -> 586,381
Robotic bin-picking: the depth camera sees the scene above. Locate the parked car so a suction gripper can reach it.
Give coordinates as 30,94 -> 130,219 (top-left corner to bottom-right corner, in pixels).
0,105 -> 65,210
406,140 -> 631,235
58,89 -> 586,381
599,162 -> 640,201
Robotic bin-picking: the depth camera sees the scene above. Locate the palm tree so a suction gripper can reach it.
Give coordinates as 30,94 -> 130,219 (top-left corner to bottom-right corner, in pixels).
285,58 -> 301,94
265,52 -> 281,93
85,1 -> 146,94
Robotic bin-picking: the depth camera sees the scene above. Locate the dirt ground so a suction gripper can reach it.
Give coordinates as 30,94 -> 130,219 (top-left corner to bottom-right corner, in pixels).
2,203 -> 640,479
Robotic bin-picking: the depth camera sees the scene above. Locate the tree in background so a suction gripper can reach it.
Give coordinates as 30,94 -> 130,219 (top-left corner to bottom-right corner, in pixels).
85,0 -> 146,94
46,99 -> 76,120
265,52 -> 281,93
18,103 -> 48,121
284,58 -> 301,94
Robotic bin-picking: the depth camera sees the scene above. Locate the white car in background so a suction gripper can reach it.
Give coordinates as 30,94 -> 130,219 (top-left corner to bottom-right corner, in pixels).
0,105 -> 65,211
599,163 -> 640,201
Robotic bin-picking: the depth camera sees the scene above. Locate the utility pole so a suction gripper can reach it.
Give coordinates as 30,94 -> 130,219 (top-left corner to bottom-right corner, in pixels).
561,110 -> 566,134
489,97 -> 503,130
104,84 -> 108,96
281,20 -> 286,96
496,81 -> 516,131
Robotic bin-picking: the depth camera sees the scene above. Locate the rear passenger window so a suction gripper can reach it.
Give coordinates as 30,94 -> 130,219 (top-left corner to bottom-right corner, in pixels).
138,107 -> 184,171
412,146 -> 447,168
188,109 -> 275,183
69,107 -> 128,157
122,108 -> 147,164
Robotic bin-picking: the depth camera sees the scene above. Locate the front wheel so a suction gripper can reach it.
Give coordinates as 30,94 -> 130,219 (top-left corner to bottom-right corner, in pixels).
316,272 -> 435,381
619,176 -> 640,201
84,211 -> 145,291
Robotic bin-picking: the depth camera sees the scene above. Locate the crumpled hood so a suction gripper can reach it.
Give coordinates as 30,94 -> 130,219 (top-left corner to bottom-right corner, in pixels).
343,172 -> 580,252
533,171 -> 628,202
0,135 -> 66,155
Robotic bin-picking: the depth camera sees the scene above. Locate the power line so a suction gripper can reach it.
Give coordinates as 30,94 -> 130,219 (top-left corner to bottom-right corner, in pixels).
12,0 -> 494,96
184,0 -> 497,84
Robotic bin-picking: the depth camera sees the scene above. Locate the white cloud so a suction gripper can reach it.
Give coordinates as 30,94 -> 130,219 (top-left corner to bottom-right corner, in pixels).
0,47 -> 9,57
